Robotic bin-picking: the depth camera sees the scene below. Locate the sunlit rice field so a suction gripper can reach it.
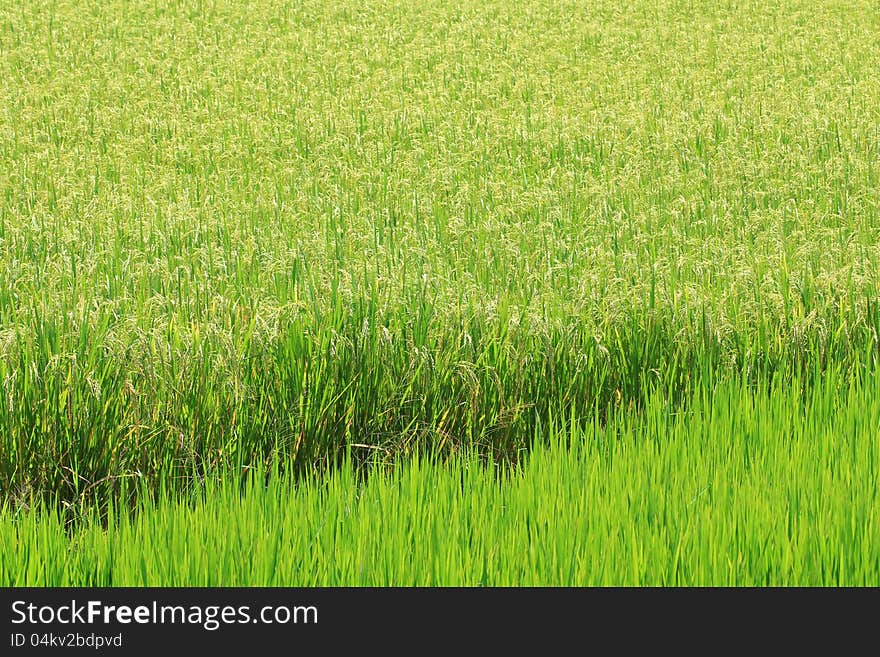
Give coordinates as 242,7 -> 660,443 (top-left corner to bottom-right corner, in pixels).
4,373 -> 880,586
1,0 -> 879,585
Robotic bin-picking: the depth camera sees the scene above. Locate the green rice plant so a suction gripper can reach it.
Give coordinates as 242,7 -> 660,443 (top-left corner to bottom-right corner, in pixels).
2,371 -> 877,586
1,0 -> 880,576
2,301 -> 876,512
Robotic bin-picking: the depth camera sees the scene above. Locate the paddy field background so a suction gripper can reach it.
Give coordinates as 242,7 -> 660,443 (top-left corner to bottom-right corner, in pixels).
1,0 -> 879,584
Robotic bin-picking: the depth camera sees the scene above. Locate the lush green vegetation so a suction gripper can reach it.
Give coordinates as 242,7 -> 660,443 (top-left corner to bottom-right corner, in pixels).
4,374 -> 878,585
1,0 -> 879,584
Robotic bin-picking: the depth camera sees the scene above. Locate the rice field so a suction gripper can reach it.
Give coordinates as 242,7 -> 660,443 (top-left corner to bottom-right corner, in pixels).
2,0 -> 880,585
3,372 -> 880,586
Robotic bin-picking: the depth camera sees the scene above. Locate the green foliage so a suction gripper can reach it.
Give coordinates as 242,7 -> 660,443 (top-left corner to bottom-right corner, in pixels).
3,373 -> 878,586
1,0 -> 880,583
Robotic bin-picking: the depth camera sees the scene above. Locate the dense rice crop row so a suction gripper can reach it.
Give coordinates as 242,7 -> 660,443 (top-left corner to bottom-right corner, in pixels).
4,373 -> 878,585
